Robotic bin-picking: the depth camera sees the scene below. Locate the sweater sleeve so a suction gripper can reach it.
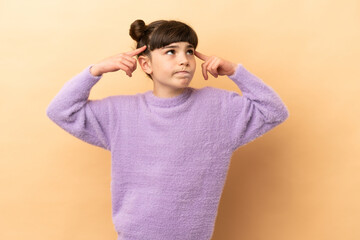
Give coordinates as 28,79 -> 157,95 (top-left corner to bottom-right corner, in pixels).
226,64 -> 289,150
46,65 -> 112,151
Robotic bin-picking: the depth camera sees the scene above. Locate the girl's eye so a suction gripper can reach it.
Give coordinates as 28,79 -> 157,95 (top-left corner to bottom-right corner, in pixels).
165,49 -> 194,55
166,50 -> 175,55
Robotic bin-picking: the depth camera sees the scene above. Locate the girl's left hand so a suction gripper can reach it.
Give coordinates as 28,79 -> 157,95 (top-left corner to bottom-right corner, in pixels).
195,50 -> 238,80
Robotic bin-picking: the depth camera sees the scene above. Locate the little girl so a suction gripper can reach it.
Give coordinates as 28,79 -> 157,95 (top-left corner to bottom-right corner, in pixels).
47,19 -> 289,240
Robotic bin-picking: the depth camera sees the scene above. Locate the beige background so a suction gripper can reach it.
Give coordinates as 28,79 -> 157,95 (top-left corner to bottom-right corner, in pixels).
1,0 -> 359,239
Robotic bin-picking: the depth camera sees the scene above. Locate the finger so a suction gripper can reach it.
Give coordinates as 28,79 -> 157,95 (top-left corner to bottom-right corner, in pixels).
118,62 -> 132,77
121,59 -> 135,75
201,63 -> 208,80
195,50 -> 209,61
202,57 -> 218,79
127,45 -> 147,57
121,55 -> 137,72
201,57 -> 214,80
208,58 -> 221,78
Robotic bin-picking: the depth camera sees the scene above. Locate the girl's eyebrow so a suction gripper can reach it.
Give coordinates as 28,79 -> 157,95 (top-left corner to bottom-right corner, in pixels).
163,44 -> 195,49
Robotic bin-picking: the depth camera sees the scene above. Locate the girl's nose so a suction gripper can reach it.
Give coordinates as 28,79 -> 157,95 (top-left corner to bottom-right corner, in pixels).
179,53 -> 189,65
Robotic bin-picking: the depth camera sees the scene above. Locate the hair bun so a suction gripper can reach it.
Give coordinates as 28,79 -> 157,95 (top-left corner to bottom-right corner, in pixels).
129,19 -> 147,42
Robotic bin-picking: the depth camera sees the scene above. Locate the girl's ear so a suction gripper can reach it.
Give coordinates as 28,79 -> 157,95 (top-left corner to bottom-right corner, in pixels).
138,55 -> 153,75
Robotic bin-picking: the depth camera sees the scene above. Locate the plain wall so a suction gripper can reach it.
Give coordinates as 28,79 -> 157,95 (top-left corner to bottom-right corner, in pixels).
1,0 -> 359,239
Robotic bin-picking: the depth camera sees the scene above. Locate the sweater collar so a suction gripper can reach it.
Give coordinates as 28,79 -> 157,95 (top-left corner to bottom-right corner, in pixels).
144,87 -> 193,107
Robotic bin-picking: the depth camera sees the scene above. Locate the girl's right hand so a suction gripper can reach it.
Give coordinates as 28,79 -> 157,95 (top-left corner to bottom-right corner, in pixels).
90,45 -> 147,77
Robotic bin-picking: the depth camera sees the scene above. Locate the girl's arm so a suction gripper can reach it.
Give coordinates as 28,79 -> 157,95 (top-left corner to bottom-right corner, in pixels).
195,51 -> 289,150
46,46 -> 147,150
226,64 -> 289,149
46,66 -> 112,150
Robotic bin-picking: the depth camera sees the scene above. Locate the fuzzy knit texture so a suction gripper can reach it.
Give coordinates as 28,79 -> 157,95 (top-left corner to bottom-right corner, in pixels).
46,63 -> 289,240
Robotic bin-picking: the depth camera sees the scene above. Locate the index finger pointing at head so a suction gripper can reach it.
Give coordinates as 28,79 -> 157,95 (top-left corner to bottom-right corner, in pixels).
194,50 -> 209,61
127,45 -> 147,57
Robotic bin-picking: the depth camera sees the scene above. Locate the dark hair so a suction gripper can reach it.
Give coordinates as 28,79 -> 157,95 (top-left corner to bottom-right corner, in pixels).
129,19 -> 198,79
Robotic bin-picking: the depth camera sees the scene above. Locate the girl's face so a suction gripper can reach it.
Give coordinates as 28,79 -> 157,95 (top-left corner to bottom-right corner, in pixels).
147,41 -> 196,93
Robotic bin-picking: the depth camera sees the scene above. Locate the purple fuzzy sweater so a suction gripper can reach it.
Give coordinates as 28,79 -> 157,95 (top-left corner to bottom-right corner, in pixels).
46,63 -> 289,240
